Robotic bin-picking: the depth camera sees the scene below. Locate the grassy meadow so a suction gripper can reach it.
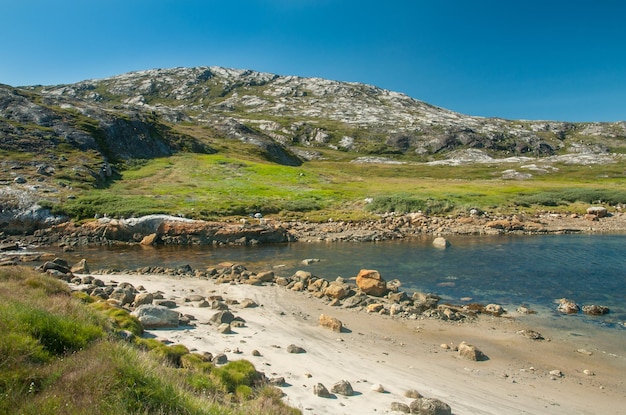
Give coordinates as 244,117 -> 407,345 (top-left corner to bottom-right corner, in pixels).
53,138 -> 626,222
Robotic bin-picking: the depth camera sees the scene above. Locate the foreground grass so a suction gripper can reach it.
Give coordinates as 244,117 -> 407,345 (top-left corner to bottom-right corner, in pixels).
54,145 -> 626,222
0,267 -> 300,415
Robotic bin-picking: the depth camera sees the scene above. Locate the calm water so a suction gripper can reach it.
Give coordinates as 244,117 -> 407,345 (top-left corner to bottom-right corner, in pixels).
35,234 -> 626,329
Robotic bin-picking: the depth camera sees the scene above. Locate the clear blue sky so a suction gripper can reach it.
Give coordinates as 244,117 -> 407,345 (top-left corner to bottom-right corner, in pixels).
2,0 -> 625,122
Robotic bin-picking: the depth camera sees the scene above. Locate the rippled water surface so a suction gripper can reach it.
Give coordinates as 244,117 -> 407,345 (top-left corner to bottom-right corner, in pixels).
47,233 -> 625,324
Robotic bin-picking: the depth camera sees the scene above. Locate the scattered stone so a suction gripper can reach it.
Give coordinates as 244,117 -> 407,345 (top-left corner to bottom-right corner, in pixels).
557,298 -> 580,314
586,206 -> 608,218
484,303 -> 504,316
240,298 -> 258,308
154,299 -> 177,308
251,349 -> 261,357
134,292 -> 154,307
313,383 -> 331,397
209,310 -> 235,325
404,389 -> 423,399
269,376 -> 286,386
391,401 -> 411,413
516,305 -> 535,314
356,269 -> 387,297
549,369 -> 563,378
217,323 -> 232,334
70,258 -> 89,274
582,304 -> 609,315
409,397 -> 452,415
287,344 -> 306,354
440,343 -> 451,350
516,329 -> 544,340
367,303 -> 384,313
212,353 -> 228,365
458,341 -> 486,361
577,349 -> 593,356
432,236 -> 450,249
370,383 -> 385,393
302,258 -> 320,265
140,233 -> 160,245
319,314 -> 343,332
131,304 -> 180,328
330,380 -> 354,396
583,369 -> 595,376
324,283 -> 347,300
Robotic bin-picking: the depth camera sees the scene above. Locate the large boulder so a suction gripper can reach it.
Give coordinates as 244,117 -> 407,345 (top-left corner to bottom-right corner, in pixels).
355,269 -> 387,297
458,341 -> 486,361
131,304 -> 180,328
324,283 -> 347,300
557,298 -> 580,314
319,314 -> 343,332
409,397 -> 452,415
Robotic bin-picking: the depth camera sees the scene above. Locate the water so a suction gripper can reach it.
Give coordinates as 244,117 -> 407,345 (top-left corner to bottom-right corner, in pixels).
34,233 -> 626,329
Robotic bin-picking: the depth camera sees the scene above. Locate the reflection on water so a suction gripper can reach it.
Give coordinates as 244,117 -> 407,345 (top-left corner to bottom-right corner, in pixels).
35,234 -> 626,329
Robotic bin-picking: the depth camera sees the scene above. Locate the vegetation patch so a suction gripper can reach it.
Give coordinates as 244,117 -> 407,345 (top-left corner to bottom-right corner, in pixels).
0,267 -> 300,415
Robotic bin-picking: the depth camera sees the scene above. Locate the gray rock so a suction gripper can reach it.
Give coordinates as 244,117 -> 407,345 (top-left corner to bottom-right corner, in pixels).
217,323 -> 232,334
212,353 -> 228,365
313,383 -> 331,397
287,344 -> 306,354
134,292 -> 154,307
409,397 -> 452,415
582,304 -> 609,315
330,380 -> 354,396
210,310 -> 235,325
390,402 -> 411,413
131,304 -> 180,328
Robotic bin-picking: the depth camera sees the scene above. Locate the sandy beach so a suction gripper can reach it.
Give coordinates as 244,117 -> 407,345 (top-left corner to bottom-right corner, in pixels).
82,271 -> 626,415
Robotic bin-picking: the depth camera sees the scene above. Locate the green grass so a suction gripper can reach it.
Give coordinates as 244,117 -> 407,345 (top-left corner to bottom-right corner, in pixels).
51,148 -> 626,221
0,267 -> 301,415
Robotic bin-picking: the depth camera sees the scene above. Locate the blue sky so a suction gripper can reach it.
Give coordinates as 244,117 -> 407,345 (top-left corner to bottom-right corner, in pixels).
2,1 -> 625,122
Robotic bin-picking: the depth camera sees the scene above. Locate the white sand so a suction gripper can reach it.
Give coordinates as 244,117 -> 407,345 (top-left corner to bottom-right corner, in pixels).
104,273 -> 626,415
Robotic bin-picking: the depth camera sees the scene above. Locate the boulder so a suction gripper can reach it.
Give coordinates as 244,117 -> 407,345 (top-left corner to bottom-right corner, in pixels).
313,383 -> 331,397
70,259 -> 89,274
140,233 -> 160,245
458,341 -> 486,361
557,298 -> 580,314
582,304 -> 609,315
484,303 -> 504,316
110,287 -> 136,305
356,269 -> 387,297
432,236 -> 450,249
134,292 -> 154,307
319,314 -> 343,332
586,206 -> 608,218
409,397 -> 452,415
131,304 -> 180,328
390,402 -> 411,413
324,283 -> 347,300
209,310 -> 235,325
287,344 -> 306,354
330,380 -> 354,396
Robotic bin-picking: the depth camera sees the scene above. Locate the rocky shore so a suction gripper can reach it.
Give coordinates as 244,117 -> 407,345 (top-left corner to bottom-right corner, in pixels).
2,209 -> 626,250
24,256 -> 626,414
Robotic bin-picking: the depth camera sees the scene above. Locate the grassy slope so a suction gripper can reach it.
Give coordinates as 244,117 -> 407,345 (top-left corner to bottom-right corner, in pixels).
0,266 -> 300,415
58,139 -> 626,221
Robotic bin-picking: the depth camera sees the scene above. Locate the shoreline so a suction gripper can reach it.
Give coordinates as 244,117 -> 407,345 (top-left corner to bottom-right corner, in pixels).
3,211 -> 626,250
60,264 -> 626,415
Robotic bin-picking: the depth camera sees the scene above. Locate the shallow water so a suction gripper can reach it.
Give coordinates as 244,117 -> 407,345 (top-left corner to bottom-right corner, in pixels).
30,233 -> 626,331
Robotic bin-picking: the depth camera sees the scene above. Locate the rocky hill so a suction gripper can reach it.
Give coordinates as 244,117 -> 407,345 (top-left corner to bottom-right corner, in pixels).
1,66 -> 625,232
3,66 -> 625,165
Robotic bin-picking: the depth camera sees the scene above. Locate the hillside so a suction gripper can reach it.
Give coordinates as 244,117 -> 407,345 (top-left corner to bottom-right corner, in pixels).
1,66 -> 625,233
